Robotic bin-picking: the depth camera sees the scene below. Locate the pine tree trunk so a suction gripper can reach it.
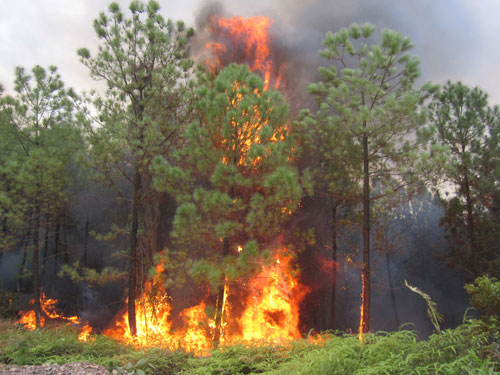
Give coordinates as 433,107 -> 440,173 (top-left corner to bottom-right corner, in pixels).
17,213 -> 33,292
0,216 -> 6,265
128,168 -> 141,337
386,252 -> 399,328
330,203 -> 338,330
361,132 -> 370,335
82,219 -> 89,267
62,216 -> 69,265
33,198 -> 42,328
41,216 -> 49,281
463,173 -> 478,275
54,213 -> 61,261
213,237 -> 230,345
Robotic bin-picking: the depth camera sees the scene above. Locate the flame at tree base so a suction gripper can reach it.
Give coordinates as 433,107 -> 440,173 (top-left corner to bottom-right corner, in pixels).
103,248 -> 308,355
17,292 -> 92,342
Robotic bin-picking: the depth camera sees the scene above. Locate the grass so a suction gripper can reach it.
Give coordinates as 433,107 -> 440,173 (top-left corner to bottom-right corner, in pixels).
0,319 -> 498,375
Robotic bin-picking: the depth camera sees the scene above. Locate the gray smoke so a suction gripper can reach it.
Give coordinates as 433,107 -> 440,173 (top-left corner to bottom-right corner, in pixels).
193,0 -> 482,108
191,0 -> 476,334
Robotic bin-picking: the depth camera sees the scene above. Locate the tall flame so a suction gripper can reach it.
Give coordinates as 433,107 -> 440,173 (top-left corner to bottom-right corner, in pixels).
18,15 -> 310,354
104,15 -> 301,353
237,250 -> 308,342
206,15 -> 283,90
103,247 -> 307,353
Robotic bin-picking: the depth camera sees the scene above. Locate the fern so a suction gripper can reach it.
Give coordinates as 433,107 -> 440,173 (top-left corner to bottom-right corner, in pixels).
404,279 -> 444,333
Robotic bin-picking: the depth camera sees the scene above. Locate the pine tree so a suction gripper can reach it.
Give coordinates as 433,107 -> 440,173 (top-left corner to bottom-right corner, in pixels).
152,63 -> 306,343
307,24 -> 429,334
77,0 -> 195,335
0,65 -> 80,326
296,101 -> 360,330
427,81 -> 500,277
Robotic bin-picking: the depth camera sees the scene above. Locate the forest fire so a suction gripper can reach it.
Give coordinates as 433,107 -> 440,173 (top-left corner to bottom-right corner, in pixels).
103,248 -> 306,354
18,292 -> 92,342
205,15 -> 283,90
102,15 -> 304,353
17,15 -> 309,354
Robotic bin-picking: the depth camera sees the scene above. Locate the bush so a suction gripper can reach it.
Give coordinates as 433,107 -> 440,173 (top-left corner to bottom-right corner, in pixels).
0,286 -> 18,318
465,275 -> 500,318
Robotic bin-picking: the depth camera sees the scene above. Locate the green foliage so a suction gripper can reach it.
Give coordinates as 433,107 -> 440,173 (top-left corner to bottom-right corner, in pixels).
77,0 -> 198,302
78,0 -> 196,181
304,22 -> 435,333
0,287 -> 18,318
304,22 -> 435,204
0,321 -> 190,373
0,64 -> 82,252
265,329 -> 499,375
0,323 -> 126,366
152,64 -> 305,289
58,261 -> 126,286
0,319 -> 498,374
465,275 -> 500,318
182,344 -> 295,375
426,81 -> 500,277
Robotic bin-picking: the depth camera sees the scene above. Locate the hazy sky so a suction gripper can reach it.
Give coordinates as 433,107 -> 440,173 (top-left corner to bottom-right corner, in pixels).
2,0 -> 500,104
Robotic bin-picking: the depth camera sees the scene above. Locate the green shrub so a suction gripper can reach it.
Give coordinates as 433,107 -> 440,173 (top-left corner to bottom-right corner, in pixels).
0,318 -> 498,374
465,275 -> 500,318
0,286 -> 18,318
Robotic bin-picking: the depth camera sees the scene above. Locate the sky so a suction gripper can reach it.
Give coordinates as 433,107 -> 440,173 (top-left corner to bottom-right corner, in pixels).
2,0 -> 500,104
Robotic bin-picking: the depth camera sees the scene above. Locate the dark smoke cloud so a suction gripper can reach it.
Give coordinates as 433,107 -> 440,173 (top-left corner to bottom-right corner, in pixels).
194,0 -> 481,103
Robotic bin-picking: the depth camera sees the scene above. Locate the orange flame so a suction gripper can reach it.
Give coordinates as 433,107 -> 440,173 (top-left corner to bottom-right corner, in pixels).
103,247 -> 307,354
78,324 -> 93,342
206,15 -> 283,90
17,15 -> 311,354
17,292 -> 92,342
236,250 -> 308,342
359,273 -> 365,342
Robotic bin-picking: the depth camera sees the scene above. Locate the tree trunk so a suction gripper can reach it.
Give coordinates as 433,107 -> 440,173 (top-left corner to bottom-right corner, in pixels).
82,219 -> 89,267
213,237 -> 230,344
54,213 -> 61,261
17,213 -> 33,292
360,132 -> 370,335
128,168 -> 141,337
330,203 -> 338,330
33,199 -> 42,328
463,173 -> 478,275
0,216 -> 6,265
386,252 -> 400,328
41,216 -> 49,281
62,215 -> 69,265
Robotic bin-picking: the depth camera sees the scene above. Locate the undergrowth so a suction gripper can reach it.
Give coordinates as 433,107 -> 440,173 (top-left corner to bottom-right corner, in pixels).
0,318 -> 498,374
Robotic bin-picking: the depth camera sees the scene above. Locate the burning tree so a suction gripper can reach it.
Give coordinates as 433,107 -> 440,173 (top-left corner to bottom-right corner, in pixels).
152,63 -> 305,343
77,1 -> 195,336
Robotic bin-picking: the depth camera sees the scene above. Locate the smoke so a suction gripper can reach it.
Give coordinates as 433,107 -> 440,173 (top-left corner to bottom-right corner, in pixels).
189,0 -> 476,335
3,0 -> 478,337
193,0 -> 481,109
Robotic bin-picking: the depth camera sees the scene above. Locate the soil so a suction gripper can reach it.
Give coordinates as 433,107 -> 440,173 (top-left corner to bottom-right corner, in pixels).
0,362 -> 115,375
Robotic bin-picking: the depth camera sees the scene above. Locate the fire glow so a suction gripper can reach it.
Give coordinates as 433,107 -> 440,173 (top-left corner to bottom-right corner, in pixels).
18,292 -> 92,342
17,15 -> 309,353
104,248 -> 307,354
205,15 -> 283,90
